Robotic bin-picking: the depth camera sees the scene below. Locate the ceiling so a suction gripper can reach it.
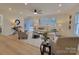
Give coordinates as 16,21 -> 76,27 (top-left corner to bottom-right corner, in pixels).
0,3 -> 78,19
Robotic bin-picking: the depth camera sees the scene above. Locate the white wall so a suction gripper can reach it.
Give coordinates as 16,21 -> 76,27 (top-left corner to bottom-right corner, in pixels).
56,14 -> 75,36
2,17 -> 14,35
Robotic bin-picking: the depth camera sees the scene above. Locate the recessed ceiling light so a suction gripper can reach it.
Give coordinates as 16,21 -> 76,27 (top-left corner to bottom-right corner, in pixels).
58,4 -> 62,7
9,8 -> 12,11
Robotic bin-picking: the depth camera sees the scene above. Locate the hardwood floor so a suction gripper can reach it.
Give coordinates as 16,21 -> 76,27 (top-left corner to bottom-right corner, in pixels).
0,35 -> 40,55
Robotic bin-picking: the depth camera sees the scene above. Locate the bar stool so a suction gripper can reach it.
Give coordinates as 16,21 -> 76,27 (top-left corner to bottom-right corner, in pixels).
40,42 -> 51,55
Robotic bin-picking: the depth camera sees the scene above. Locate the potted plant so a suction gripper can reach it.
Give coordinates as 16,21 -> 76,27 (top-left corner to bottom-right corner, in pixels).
41,31 -> 50,45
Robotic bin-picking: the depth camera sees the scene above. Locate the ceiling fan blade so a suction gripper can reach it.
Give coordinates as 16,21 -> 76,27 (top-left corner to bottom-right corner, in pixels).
38,10 -> 43,14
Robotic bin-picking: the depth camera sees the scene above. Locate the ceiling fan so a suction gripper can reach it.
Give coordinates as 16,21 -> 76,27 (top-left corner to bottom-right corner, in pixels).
33,9 -> 43,14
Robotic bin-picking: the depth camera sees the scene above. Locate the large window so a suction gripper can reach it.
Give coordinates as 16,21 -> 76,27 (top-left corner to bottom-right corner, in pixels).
24,18 -> 34,32
39,17 -> 56,26
75,13 -> 79,36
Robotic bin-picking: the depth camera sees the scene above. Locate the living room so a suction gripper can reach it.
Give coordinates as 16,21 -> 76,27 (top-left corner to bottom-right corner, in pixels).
0,3 -> 79,55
